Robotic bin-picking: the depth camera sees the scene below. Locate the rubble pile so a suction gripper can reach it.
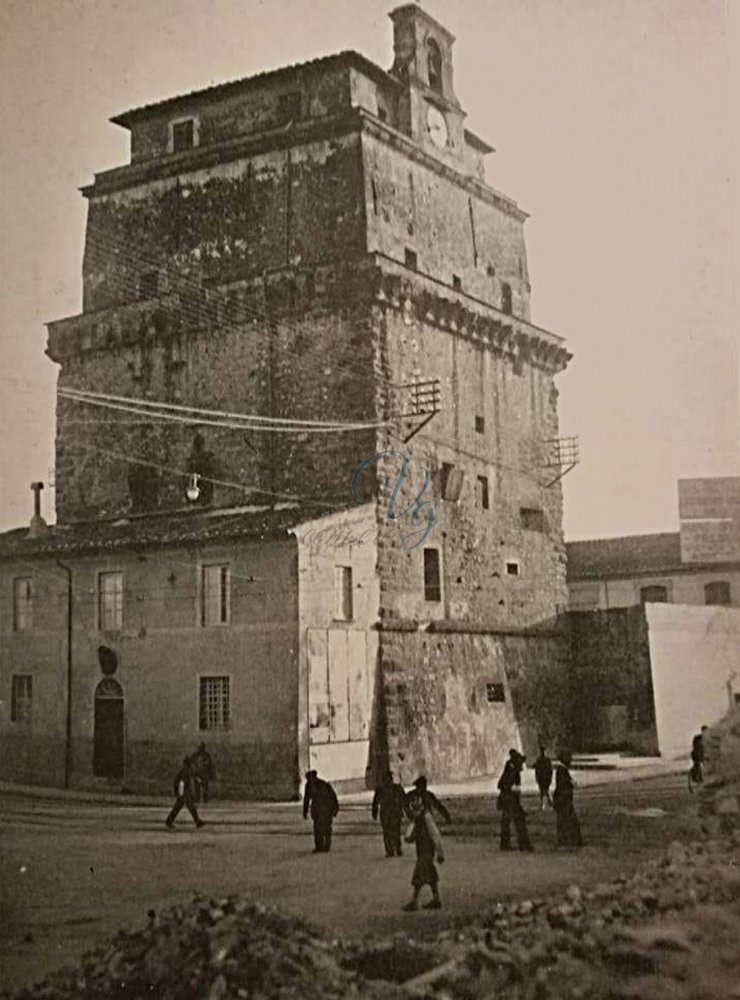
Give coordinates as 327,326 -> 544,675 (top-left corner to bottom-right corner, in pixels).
11,836 -> 739,1000
376,835 -> 740,999
8,898 -> 405,1000
699,706 -> 740,832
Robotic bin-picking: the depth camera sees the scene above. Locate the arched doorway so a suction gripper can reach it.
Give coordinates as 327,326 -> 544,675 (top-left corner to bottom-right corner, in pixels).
93,678 -> 124,778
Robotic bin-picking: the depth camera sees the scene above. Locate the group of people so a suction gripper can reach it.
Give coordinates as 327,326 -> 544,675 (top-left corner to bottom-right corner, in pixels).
304,749 -> 580,911
164,743 -> 214,829
303,769 -> 451,910
498,746 -> 582,852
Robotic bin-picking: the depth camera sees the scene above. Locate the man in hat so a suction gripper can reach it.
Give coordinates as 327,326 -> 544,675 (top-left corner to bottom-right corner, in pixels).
372,770 -> 410,857
407,775 -> 452,826
496,749 -> 532,851
302,769 -> 339,853
165,756 -> 205,829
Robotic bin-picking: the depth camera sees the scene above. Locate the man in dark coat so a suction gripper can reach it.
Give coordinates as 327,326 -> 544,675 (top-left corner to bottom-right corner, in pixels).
534,745 -> 553,810
372,770 -> 410,857
192,742 -> 214,803
497,749 -> 533,851
553,750 -> 583,848
303,770 -> 339,853
407,775 -> 452,826
165,756 -> 205,829
689,725 -> 708,788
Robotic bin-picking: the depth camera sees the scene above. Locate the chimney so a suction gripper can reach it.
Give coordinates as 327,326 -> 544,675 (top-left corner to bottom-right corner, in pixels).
28,481 -> 48,538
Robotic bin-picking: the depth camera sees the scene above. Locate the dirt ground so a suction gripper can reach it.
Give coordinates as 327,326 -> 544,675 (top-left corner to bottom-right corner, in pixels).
0,775 -> 695,993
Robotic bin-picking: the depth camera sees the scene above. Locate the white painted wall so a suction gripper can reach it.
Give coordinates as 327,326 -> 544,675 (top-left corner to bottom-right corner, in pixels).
646,603 -> 740,759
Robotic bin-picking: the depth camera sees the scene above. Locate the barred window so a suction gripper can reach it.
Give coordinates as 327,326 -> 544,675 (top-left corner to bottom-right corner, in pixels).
13,578 -> 33,632
11,675 -> 32,723
201,565 -> 230,626
98,572 -> 123,631
199,676 -> 230,730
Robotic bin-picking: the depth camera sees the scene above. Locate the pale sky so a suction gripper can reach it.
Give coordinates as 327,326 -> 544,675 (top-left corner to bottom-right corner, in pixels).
1,0 -> 738,538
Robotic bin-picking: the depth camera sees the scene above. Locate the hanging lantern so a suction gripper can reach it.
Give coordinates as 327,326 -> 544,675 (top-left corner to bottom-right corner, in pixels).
186,473 -> 201,502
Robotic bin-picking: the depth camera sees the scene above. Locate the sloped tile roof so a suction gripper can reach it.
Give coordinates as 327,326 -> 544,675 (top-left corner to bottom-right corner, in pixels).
566,532 -> 682,580
110,51 -> 396,128
0,503 -> 341,559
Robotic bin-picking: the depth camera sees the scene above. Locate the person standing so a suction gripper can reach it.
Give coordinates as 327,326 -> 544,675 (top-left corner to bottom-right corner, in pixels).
372,770 -> 410,857
553,750 -> 583,848
303,769 -> 339,853
192,743 -> 214,803
689,725 -> 708,789
534,745 -> 553,810
165,756 -> 205,829
403,793 -> 445,911
407,775 -> 452,826
496,749 -> 533,851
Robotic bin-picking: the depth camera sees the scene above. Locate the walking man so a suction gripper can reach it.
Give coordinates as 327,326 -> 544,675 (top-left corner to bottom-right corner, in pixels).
553,750 -> 583,848
165,756 -> 205,829
496,749 -> 533,851
407,775 -> 452,826
534,745 -> 553,810
372,770 -> 410,857
303,769 -> 339,853
192,742 -> 214,803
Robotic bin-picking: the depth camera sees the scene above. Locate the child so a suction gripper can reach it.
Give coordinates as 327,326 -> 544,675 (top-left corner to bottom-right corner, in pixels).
403,793 -> 445,911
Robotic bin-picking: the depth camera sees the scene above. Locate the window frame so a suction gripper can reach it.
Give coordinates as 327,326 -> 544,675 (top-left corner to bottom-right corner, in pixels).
198,674 -> 231,731
333,566 -> 354,622
423,547 -> 442,603
200,563 -> 231,627
11,674 -> 32,723
169,116 -> 198,154
477,475 -> 490,510
98,571 -> 123,632
704,580 -> 731,606
486,681 -> 506,704
13,577 -> 33,632
505,560 -> 521,578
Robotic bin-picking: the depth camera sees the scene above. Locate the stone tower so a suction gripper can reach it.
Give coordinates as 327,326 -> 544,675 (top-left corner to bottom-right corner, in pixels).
46,4 -> 571,778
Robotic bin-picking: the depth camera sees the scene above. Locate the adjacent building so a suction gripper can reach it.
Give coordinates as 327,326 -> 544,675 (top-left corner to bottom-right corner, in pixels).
567,478 -> 740,611
1,6 -> 571,796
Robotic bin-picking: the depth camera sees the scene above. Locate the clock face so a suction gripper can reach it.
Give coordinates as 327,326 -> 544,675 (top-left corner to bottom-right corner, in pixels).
426,106 -> 448,148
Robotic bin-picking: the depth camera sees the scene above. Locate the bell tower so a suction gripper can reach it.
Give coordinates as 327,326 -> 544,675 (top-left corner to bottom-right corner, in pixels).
389,4 -> 467,162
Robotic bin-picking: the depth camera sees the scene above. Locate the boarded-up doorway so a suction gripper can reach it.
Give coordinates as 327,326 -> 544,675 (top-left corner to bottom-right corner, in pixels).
93,677 -> 124,778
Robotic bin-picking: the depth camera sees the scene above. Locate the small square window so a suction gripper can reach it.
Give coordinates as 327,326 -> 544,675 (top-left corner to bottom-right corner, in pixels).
11,675 -> 32,723
405,248 -> 418,270
520,507 -> 546,532
506,561 -> 520,577
640,585 -> 668,604
486,682 -> 505,703
475,415 -> 485,434
452,274 -> 462,290
334,566 -> 353,621
477,475 -> 490,510
171,119 -> 195,153
423,548 -> 442,602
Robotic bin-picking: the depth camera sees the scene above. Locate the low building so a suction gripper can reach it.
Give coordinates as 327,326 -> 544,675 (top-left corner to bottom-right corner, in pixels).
567,477 -> 740,611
